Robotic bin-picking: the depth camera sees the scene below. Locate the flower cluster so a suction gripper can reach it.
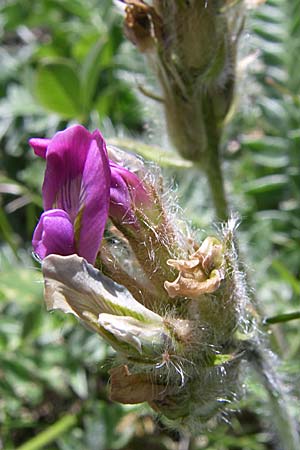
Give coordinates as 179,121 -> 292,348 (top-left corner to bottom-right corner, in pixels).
32,125 -> 254,432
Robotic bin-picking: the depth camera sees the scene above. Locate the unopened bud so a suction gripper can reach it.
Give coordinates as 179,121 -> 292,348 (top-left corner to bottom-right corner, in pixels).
98,313 -> 173,359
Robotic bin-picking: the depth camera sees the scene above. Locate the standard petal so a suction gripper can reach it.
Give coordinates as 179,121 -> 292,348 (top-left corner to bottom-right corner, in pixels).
76,132 -> 111,263
32,209 -> 75,259
42,125 -> 95,212
40,125 -> 110,263
92,129 -> 108,158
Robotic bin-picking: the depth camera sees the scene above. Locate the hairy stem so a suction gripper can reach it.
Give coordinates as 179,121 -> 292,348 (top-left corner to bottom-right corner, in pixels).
201,94 -> 298,446
246,345 -> 300,450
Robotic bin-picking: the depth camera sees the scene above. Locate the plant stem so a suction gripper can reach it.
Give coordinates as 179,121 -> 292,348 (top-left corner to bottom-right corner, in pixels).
246,345 -> 300,450
205,149 -> 229,221
16,414 -> 77,450
202,96 -> 229,221
201,95 -> 299,447
263,311 -> 300,325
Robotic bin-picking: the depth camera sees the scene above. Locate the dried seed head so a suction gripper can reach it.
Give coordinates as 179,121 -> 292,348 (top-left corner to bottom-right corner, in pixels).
123,0 -> 162,52
164,237 -> 225,299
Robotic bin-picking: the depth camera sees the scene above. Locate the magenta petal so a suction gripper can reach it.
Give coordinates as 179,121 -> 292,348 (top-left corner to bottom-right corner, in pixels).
42,125 -> 95,212
32,209 -> 75,259
92,129 -> 108,158
110,162 -> 150,205
31,125 -> 111,264
109,163 -> 150,226
76,134 -> 111,263
110,168 -> 135,225
29,138 -> 51,158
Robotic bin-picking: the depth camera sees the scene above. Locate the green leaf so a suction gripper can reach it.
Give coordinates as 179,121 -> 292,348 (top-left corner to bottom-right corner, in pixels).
244,174 -> 289,194
95,83 -> 142,129
241,136 -> 288,153
272,260 -> 300,295
252,24 -> 286,43
212,354 -> 234,366
69,368 -> 88,399
255,6 -> 284,24
0,266 -> 43,304
289,128 -> 300,145
0,357 -> 35,383
80,38 -> 107,113
35,60 -> 82,118
258,98 -> 288,126
252,153 -> 289,168
0,84 -> 44,118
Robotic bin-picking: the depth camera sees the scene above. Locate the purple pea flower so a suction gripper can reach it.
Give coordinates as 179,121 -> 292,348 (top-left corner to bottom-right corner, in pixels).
30,125 -> 111,264
31,125 -> 152,264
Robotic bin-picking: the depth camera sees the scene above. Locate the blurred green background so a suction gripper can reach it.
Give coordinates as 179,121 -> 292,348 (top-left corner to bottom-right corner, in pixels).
0,0 -> 299,449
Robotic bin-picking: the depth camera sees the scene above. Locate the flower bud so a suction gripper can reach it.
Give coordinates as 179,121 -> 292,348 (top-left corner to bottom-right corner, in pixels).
123,0 -> 162,53
98,313 -> 173,359
42,253 -> 162,325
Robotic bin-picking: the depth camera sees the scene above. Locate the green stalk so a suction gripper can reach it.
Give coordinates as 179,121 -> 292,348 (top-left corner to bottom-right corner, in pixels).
200,97 -> 299,448
264,311 -> 300,325
203,123 -> 299,448
205,148 -> 229,221
201,96 -> 229,221
16,414 -> 77,450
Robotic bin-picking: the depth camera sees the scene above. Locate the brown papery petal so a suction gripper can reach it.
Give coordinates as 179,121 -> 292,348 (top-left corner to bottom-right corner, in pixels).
164,270 -> 223,299
109,365 -> 167,404
167,258 -> 200,271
